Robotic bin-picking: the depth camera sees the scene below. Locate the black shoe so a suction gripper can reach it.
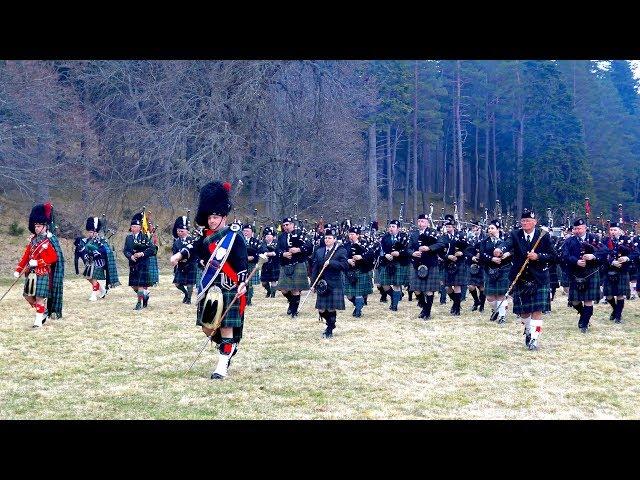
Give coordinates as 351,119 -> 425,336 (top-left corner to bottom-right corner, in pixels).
580,327 -> 588,333
471,303 -> 479,312
610,311 -> 616,321
497,316 -> 506,324
322,330 -> 333,338
490,311 -> 498,321
271,290 -> 276,298
524,329 -> 531,347
142,295 -> 149,308
134,300 -> 142,311
265,290 -> 271,298
418,309 -> 427,319
408,292 -> 413,301
614,317 -> 622,324
352,308 -> 357,317
479,304 -> 485,312
287,305 -> 292,315
211,373 -> 224,380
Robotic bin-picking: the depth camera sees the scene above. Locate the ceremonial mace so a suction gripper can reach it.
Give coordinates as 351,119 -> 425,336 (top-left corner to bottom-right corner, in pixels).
186,254 -> 268,374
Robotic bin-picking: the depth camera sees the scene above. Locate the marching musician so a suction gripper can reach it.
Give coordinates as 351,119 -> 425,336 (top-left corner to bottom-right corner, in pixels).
376,220 -> 410,312
407,214 -> 446,320
494,209 -> 555,351
123,212 -> 157,310
311,225 -> 349,338
171,181 -> 248,380
561,219 -> 607,332
601,222 -> 637,323
242,224 -> 260,306
442,218 -> 470,316
277,217 -> 312,318
13,202 -> 64,328
76,217 -> 120,301
259,226 -> 280,298
478,219 -> 510,323
171,215 -> 198,304
466,221 -> 486,312
343,225 -> 375,318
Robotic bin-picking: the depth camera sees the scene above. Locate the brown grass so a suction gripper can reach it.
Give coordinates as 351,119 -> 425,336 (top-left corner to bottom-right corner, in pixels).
1,274 -> 639,419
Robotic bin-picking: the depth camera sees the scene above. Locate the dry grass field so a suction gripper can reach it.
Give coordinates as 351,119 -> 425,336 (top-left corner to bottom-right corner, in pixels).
1,272 -> 639,419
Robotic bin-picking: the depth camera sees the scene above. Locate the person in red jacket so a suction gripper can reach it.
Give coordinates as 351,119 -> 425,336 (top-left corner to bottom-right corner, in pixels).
14,203 -> 59,328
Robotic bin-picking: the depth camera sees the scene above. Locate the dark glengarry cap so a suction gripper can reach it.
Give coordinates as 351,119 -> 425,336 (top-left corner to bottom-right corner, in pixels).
388,220 -> 399,227
609,221 -> 622,228
242,224 -> 254,231
521,209 -> 535,219
173,216 -> 190,237
262,226 -> 275,237
490,219 -> 501,229
324,226 -> 337,237
348,225 -> 361,234
417,214 -> 428,220
282,217 -> 294,224
444,219 -> 455,226
131,212 -> 144,226
573,218 -> 585,226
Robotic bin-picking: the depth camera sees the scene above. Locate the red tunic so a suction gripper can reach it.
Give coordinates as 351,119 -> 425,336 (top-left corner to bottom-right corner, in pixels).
16,236 -> 58,276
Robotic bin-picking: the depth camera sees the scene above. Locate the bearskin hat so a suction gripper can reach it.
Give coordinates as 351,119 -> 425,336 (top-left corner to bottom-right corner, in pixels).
173,215 -> 190,238
28,202 -> 53,234
195,181 -> 232,227
131,212 -> 144,226
86,217 -> 103,233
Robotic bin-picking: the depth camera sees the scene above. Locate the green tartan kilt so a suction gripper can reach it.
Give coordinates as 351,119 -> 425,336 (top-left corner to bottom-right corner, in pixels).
173,262 -> 197,285
444,263 -> 469,286
375,263 -> 409,286
568,271 -> 601,302
277,262 -> 310,291
24,273 -> 50,298
409,266 -> 442,293
196,286 -> 244,329
195,266 -> 203,286
549,264 -> 560,288
147,255 -> 159,286
248,262 -> 261,285
344,270 -> 373,298
92,266 -> 106,280
560,267 -> 571,287
315,283 -> 346,310
468,265 -> 484,286
602,271 -> 631,297
483,267 -> 511,296
512,282 -> 550,315
129,260 -> 152,287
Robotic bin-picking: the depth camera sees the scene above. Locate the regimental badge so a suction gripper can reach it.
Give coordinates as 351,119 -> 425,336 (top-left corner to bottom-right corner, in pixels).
230,223 -> 240,232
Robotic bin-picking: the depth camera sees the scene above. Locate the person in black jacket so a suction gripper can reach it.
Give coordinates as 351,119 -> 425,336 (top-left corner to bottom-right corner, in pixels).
276,218 -> 312,318
258,226 -> 280,298
494,209 -> 556,351
375,220 -> 410,312
343,226 -> 375,318
171,215 -> 198,304
123,212 -> 157,310
600,222 -> 638,323
311,226 -> 349,338
407,214 -> 446,319
561,218 -> 608,332
478,219 -> 512,324
441,219 -> 470,316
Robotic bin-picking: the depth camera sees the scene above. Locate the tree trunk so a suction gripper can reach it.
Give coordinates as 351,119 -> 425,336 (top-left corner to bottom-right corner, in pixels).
484,100 -> 490,209
368,123 -> 378,221
455,60 -> 465,218
474,109 -> 479,212
492,106 -> 498,205
515,65 -> 524,218
412,61 -> 419,221
386,125 -> 393,221
404,135 -> 411,219
391,128 -> 399,221
443,133 -> 448,206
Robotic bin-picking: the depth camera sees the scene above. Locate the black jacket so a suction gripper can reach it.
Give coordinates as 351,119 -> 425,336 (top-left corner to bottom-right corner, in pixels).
407,228 -> 445,268
311,244 -> 349,288
379,233 -> 410,266
561,234 -> 607,277
123,233 -> 156,268
277,230 -> 313,266
500,227 -> 555,284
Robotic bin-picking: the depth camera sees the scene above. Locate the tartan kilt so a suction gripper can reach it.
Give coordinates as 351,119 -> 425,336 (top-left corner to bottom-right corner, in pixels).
147,255 -> 159,286
444,263 -> 469,286
248,262 -> 261,285
344,270 -> 373,298
512,283 -> 550,315
375,263 -> 409,286
277,262 -> 310,291
468,266 -> 484,287
602,271 -> 631,297
548,264 -> 560,288
173,262 -> 197,285
24,273 -> 51,298
409,265 -> 442,293
129,260 -> 152,287
560,267 -> 571,288
315,283 -> 346,311
568,271 -> 601,302
92,266 -> 106,280
195,266 -> 203,286
196,286 -> 244,329
483,267 -> 511,296
260,261 -> 280,282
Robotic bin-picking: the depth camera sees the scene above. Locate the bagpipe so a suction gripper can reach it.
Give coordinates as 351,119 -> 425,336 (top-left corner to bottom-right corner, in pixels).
604,236 -> 635,278
73,237 -> 106,277
246,236 -> 262,261
444,234 -> 469,273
